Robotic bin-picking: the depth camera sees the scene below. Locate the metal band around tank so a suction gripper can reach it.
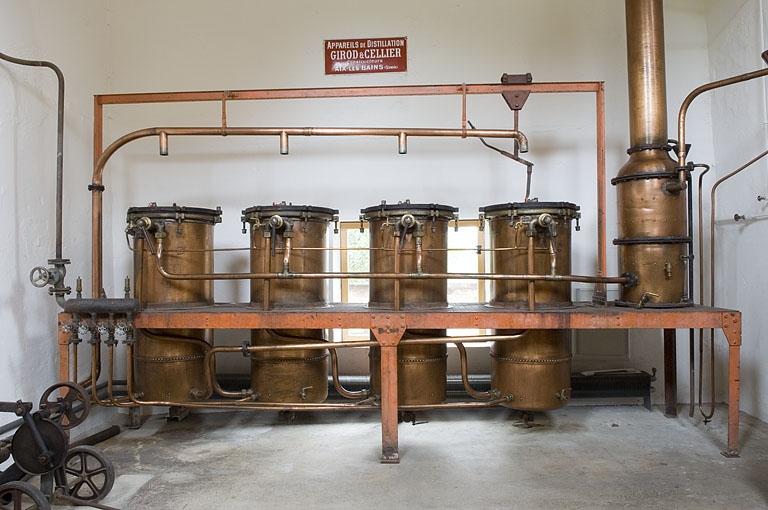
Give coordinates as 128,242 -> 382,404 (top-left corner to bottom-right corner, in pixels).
479,201 -> 580,220
361,201 -> 458,220
241,204 -> 338,223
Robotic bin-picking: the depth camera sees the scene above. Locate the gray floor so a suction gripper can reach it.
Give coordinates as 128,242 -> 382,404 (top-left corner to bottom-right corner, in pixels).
68,403 -> 767,510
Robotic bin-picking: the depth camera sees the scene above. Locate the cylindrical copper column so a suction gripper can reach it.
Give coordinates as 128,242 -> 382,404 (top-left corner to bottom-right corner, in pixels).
615,0 -> 690,307
481,201 -> 579,411
127,204 -> 222,402
363,200 -> 457,406
242,203 -> 337,403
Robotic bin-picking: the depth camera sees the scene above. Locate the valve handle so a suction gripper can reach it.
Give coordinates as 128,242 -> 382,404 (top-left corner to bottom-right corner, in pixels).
29,266 -> 52,288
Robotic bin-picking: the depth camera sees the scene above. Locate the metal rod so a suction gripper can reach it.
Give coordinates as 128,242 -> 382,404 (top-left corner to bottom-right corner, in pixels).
0,51 -> 65,261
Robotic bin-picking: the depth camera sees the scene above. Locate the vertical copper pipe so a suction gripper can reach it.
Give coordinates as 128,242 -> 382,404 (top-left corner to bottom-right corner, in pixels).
262,236 -> 271,311
625,0 -> 668,147
527,236 -> 535,311
393,244 -> 401,311
93,99 -> 104,298
596,83 -> 607,278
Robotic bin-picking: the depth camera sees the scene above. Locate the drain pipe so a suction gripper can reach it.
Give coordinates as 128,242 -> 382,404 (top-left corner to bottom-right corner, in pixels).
0,50 -> 71,298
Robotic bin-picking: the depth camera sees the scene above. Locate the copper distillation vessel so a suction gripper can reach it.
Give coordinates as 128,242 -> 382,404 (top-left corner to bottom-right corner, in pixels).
126,204 -> 222,402
364,200 -> 458,406
481,201 -> 580,412
242,203 -> 338,403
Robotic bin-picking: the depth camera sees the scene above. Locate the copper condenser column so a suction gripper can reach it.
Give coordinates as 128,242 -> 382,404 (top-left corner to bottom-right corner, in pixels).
481,202 -> 580,411
614,0 -> 690,307
364,200 -> 457,405
243,203 -> 338,403
127,204 -> 222,402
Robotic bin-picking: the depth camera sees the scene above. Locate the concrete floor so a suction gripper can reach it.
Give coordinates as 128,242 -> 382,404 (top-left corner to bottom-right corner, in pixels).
65,403 -> 767,510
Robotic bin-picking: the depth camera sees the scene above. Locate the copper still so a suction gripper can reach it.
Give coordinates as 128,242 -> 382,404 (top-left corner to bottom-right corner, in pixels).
363,200 -> 457,405
481,201 -> 579,411
242,203 -> 338,403
126,203 -> 222,402
614,0 -> 690,307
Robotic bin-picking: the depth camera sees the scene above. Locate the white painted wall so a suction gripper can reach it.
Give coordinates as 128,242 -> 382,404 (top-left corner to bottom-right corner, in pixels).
3,0 -> 763,438
0,1 -> 109,437
705,0 -> 768,422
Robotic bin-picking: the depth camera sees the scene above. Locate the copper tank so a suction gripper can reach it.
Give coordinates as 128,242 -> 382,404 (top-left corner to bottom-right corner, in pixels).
363,200 -> 457,406
614,0 -> 690,307
127,204 -> 221,402
481,201 -> 579,411
242,203 -> 337,403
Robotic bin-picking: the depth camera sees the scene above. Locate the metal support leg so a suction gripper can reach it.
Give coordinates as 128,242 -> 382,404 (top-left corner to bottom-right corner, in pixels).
371,314 -> 405,464
663,328 -> 677,417
721,312 -> 741,457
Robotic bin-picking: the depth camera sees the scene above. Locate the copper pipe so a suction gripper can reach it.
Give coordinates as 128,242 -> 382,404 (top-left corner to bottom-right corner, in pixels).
91,124 -> 524,296
262,235 -> 271,311
455,343 -> 494,400
596,82 -> 607,279
677,52 -> 768,168
0,51 -> 65,261
93,126 -> 528,184
107,344 -> 133,408
329,350 -> 369,399
96,82 -> 602,106
92,81 -> 605,296
154,243 -> 630,284
397,399 -> 511,410
393,241 -> 400,311
89,345 -> 115,408
72,339 -> 78,383
700,149 -> 768,420
527,236 -> 536,311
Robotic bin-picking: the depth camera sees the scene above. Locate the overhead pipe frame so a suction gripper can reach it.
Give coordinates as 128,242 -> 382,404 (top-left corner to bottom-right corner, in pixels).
91,81 -> 608,299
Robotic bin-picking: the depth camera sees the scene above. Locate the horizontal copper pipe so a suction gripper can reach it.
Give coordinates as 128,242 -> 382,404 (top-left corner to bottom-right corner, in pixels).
93,126 -> 527,184
397,399 -> 511,410
95,82 -> 602,106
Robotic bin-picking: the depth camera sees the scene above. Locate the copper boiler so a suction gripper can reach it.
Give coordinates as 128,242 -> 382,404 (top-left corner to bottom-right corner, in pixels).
614,0 -> 690,307
242,203 -> 338,403
481,201 -> 580,411
127,203 -> 222,402
363,200 -> 457,406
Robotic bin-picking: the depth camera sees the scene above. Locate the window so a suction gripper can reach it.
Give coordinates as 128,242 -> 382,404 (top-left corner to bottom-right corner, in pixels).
335,219 -> 486,340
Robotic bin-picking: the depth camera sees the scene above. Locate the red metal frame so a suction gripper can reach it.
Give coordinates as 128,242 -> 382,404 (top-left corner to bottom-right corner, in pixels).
56,81 -> 744,463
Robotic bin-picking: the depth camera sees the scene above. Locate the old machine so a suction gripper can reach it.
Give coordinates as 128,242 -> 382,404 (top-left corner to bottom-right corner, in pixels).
0,383 -> 115,509
15,0 -> 761,464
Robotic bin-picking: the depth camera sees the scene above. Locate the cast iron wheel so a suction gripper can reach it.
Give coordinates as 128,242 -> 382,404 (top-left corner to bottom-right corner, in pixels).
63,445 -> 115,502
10,419 -> 68,476
38,382 -> 90,430
0,481 -> 51,510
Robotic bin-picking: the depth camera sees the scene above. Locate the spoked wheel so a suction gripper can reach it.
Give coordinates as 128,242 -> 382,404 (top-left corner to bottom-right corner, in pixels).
0,481 -> 51,510
39,382 -> 90,430
62,445 -> 115,502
